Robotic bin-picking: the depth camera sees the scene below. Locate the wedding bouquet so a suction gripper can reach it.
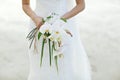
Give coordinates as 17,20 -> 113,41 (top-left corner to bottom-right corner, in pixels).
26,13 -> 72,72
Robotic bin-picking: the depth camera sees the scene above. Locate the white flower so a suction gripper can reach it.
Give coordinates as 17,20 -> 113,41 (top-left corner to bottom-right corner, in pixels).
53,45 -> 65,58
48,32 -> 60,42
52,18 -> 66,28
48,25 -> 66,43
53,52 -> 63,58
39,22 -> 52,34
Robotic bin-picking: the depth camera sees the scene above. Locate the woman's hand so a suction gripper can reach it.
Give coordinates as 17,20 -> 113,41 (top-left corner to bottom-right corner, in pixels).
60,0 -> 85,20
22,0 -> 44,29
33,16 -> 44,29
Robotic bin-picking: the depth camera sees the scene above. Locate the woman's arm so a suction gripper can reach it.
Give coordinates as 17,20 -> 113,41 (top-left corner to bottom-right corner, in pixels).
61,0 -> 85,19
22,0 -> 43,28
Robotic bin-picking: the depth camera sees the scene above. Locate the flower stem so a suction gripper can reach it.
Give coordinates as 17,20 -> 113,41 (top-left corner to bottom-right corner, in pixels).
29,36 -> 35,49
48,39 -> 52,66
26,28 -> 37,39
54,56 -> 59,73
40,38 -> 46,67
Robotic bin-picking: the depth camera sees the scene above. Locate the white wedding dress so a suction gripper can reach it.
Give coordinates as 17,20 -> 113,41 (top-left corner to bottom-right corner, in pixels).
27,0 -> 92,80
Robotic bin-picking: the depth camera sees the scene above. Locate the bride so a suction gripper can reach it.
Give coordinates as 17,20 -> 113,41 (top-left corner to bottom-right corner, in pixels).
22,0 -> 92,80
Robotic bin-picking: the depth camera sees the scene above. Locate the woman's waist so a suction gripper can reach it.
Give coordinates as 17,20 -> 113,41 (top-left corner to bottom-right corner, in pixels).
34,9 -> 65,17
34,5 -> 67,17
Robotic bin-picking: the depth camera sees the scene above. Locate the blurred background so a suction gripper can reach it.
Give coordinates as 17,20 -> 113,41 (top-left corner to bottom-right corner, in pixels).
0,0 -> 120,80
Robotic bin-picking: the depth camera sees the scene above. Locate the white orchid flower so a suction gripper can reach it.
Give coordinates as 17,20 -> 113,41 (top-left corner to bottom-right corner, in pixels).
48,25 -> 65,42
53,45 -> 64,58
53,52 -> 63,58
48,32 -> 62,42
39,22 -> 52,34
52,17 -> 66,28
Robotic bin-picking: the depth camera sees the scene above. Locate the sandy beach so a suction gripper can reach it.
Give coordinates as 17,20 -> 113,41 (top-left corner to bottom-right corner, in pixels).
0,0 -> 120,80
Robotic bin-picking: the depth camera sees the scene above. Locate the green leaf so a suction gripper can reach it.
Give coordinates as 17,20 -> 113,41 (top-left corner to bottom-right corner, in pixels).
60,18 -> 67,22
46,15 -> 52,20
42,18 -> 45,23
38,32 -> 42,40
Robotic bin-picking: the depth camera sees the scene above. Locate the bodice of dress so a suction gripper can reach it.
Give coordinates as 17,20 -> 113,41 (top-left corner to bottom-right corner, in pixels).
34,0 -> 67,17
